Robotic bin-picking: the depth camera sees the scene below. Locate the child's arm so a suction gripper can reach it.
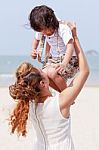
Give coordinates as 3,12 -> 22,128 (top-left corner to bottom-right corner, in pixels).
55,24 -> 74,72
31,38 -> 39,59
55,39 -> 74,74
61,39 -> 74,67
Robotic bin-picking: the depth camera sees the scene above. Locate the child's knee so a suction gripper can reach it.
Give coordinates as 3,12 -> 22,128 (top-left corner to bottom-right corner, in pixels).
47,67 -> 57,79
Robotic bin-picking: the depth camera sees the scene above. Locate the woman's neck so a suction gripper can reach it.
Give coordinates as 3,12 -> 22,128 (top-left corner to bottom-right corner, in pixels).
38,92 -> 52,103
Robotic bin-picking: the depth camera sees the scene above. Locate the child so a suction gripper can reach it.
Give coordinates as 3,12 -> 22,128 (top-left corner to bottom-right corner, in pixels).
29,5 -> 79,92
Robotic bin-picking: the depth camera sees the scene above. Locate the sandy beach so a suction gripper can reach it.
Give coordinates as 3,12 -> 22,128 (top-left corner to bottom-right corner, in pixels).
0,86 -> 99,150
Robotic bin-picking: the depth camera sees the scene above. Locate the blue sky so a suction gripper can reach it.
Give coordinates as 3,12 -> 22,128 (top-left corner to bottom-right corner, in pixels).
0,0 -> 99,55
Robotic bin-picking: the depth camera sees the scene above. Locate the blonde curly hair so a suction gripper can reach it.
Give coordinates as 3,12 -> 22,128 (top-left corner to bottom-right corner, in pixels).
9,62 -> 42,136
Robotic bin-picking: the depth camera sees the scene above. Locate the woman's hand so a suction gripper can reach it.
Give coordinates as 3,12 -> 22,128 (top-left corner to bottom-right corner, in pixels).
55,63 -> 66,75
62,21 -> 77,38
66,21 -> 77,38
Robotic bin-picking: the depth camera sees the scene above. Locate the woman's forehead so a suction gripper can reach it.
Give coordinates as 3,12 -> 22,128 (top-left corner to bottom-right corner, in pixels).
38,69 -> 44,76
38,69 -> 48,79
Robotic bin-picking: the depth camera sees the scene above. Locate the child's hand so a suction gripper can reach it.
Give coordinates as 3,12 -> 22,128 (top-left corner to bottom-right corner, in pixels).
38,51 -> 42,62
31,49 -> 37,59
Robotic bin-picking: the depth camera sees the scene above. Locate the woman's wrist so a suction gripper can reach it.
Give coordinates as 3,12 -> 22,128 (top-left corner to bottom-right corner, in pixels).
60,63 -> 66,69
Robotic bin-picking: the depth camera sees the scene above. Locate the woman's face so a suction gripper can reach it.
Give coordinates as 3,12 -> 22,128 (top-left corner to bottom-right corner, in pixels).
39,69 -> 49,86
41,27 -> 54,36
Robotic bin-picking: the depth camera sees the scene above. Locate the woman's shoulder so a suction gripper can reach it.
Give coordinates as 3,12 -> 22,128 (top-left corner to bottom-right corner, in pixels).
44,92 -> 70,120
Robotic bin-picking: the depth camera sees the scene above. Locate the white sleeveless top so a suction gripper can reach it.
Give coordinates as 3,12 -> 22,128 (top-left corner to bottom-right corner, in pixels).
29,93 -> 75,150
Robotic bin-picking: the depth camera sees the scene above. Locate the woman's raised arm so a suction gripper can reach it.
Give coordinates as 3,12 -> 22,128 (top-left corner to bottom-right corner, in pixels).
59,23 -> 90,109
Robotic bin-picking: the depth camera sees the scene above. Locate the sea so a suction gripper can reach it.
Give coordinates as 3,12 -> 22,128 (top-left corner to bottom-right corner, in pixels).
0,55 -> 99,87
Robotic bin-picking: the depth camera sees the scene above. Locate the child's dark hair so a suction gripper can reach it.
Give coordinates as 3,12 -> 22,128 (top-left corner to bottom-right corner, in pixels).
29,5 -> 59,32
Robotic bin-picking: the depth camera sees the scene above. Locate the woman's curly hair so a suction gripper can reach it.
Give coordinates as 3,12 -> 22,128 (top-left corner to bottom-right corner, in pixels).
29,5 -> 59,32
9,62 -> 42,136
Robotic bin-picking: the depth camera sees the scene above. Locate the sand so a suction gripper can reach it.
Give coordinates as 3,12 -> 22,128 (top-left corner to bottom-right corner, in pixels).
0,87 -> 99,150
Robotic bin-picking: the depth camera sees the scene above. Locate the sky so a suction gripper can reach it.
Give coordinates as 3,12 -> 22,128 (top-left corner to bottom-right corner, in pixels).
0,0 -> 99,55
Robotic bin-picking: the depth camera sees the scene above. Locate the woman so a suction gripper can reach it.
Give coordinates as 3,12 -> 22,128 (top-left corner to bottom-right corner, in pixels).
9,23 -> 89,150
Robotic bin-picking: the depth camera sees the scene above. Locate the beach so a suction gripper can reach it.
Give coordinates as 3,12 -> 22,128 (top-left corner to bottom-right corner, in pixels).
0,86 -> 99,150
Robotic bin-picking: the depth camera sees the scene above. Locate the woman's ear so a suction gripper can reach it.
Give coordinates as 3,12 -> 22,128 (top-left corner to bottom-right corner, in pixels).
40,80 -> 45,88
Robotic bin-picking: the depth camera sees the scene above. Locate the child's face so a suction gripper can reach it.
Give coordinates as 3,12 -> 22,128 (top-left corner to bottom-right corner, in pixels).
41,28 -> 55,36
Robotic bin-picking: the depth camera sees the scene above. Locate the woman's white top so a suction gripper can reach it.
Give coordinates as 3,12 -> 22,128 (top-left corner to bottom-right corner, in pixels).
35,23 -> 76,57
29,93 -> 75,150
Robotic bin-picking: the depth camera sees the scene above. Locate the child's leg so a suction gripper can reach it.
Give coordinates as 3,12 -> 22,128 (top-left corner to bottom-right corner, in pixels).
43,67 -> 67,92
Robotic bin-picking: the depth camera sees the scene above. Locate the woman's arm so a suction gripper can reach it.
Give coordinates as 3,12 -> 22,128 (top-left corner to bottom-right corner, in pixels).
59,23 -> 90,109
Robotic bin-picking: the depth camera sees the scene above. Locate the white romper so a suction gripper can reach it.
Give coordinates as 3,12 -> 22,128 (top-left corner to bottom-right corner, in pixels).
29,93 -> 75,150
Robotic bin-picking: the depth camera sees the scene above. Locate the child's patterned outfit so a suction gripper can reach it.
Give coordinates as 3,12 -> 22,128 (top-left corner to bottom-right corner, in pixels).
36,23 -> 79,81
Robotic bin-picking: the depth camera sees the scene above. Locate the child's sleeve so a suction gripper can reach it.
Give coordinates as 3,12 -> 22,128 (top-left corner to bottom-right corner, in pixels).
59,24 -> 73,45
35,32 -> 42,40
